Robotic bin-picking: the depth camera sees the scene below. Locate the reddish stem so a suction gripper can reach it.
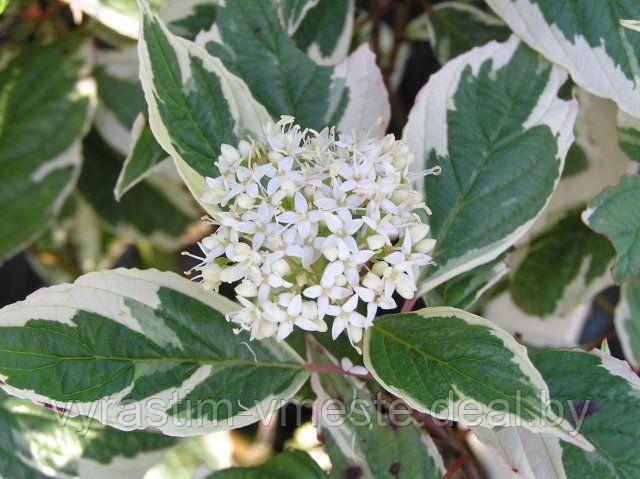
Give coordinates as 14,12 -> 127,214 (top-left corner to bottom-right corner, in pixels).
444,455 -> 469,479
400,296 -> 418,313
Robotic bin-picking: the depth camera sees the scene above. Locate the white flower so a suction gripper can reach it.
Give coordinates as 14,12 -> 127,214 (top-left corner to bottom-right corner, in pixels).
303,262 -> 351,319
327,294 -> 368,345
264,293 -> 323,341
321,209 -> 364,261
277,192 -> 323,239
189,116 -> 438,348
340,357 -> 369,376
355,272 -> 396,321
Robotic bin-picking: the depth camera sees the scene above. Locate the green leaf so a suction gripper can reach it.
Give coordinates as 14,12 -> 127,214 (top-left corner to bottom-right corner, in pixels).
615,273 -> 640,368
200,0 -> 387,135
277,0 -> 320,34
293,0 -> 354,65
562,143 -> 589,178
617,109 -> 640,163
78,131 -> 195,251
404,37 -> 577,295
94,47 -> 146,156
307,337 -> 445,479
583,174 -> 640,283
0,39 -> 93,263
425,257 -> 508,309
486,0 -> 640,117
95,48 -> 146,131
406,2 -> 510,65
163,0 -> 218,41
476,349 -> 640,478
0,390 -> 176,478
0,268 -> 309,435
115,114 -> 170,200
511,208 -> 615,317
137,0 -> 271,211
208,450 -> 324,479
363,307 -> 591,448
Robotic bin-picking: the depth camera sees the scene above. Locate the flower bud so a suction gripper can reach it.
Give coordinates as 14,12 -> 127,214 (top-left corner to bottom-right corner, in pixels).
236,193 -> 255,210
202,264 -> 223,290
238,140 -> 252,157
372,261 -> 388,276
201,234 -> 220,251
410,224 -> 430,242
236,280 -> 258,297
367,234 -> 386,250
416,238 -> 437,254
272,258 -> 290,277
220,144 -> 240,163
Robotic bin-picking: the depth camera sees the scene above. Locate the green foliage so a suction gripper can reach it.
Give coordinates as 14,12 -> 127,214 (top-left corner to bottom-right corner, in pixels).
511,208 -> 615,317
583,175 -> 640,283
2,1 -> 640,477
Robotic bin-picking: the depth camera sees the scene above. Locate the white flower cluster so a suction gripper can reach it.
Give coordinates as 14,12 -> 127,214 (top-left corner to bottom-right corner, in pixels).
188,116 -> 438,347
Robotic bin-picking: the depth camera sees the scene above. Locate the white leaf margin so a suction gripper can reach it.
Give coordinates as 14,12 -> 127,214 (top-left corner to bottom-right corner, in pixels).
363,306 -> 593,450
4,43 -> 97,263
309,337 -> 446,478
615,275 -> 640,369
0,268 -> 308,437
331,43 -> 391,138
303,0 -> 355,66
114,113 -> 171,201
403,35 -> 577,296
137,0 -> 271,215
471,349 -> 640,479
277,0 -> 320,35
486,0 -> 640,117
472,426 -> 565,479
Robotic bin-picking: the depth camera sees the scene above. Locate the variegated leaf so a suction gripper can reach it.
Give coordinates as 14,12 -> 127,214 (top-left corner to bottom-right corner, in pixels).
293,0 -> 354,65
617,109 -> 640,163
406,2 -> 510,65
307,336 -> 445,479
115,114 -> 170,200
474,349 -> 640,478
582,174 -> 640,283
94,47 -> 144,155
404,36 -> 577,295
472,425 -> 564,479
79,131 -> 196,250
0,268 -> 309,436
537,89 -> 634,230
0,390 -> 176,479
0,39 -> 94,263
161,0 -> 218,41
363,307 -> 592,449
198,0 -> 388,135
486,0 -> 640,117
138,0 -> 271,211
425,258 -> 508,310
615,273 -> 640,368
484,291 -> 590,348
510,207 -> 615,317
63,0 -> 216,39
277,0 -> 320,35
62,0 -> 144,38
